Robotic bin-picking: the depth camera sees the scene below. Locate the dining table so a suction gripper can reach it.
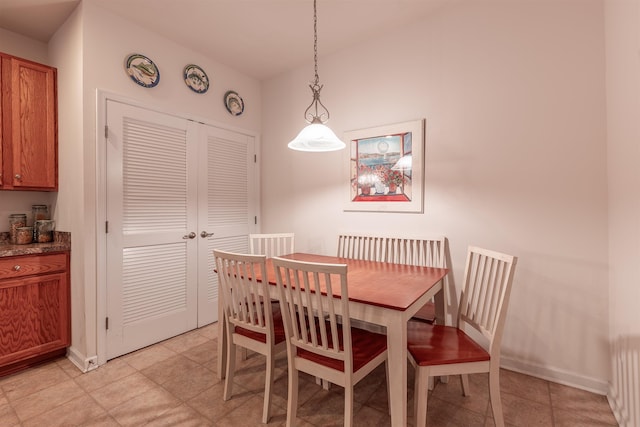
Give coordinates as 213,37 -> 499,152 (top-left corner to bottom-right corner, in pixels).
216,252 -> 449,427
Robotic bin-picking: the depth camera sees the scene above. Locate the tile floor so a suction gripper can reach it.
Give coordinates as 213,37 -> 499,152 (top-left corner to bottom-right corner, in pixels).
0,323 -> 618,426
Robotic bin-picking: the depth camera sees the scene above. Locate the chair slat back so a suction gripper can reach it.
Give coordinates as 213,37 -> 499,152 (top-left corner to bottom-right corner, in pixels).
272,257 -> 351,370
337,233 -> 447,267
385,237 -> 446,267
214,249 -> 273,337
337,234 -> 387,261
249,233 -> 295,258
458,246 -> 517,355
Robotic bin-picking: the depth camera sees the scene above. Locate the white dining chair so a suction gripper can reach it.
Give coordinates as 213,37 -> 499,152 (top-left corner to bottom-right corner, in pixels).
337,233 -> 453,324
249,233 -> 295,258
213,249 -> 287,424
407,246 -> 518,427
272,256 -> 389,427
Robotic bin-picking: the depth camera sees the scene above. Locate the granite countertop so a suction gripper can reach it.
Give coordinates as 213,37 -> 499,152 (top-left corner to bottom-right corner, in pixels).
0,231 -> 71,257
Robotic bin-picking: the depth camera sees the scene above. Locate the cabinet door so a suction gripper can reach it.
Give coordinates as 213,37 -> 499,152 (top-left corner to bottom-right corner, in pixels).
0,272 -> 70,367
4,56 -> 57,190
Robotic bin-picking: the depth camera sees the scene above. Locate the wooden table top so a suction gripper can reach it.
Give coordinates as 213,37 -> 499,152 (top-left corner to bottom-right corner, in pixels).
260,253 -> 448,312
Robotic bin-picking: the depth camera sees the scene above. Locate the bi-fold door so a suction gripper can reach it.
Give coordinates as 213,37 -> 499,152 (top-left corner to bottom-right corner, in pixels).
105,100 -> 255,359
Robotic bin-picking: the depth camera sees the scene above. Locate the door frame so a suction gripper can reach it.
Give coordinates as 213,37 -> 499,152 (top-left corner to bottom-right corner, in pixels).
95,90 -> 261,366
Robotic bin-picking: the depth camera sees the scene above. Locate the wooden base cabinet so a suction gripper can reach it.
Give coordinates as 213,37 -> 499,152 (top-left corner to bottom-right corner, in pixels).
0,252 -> 70,376
0,52 -> 58,191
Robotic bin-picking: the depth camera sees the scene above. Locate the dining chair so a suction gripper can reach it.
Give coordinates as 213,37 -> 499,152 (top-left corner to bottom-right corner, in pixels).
213,249 -> 287,424
249,232 -> 295,258
407,246 -> 518,427
337,233 -> 453,324
272,256 -> 389,427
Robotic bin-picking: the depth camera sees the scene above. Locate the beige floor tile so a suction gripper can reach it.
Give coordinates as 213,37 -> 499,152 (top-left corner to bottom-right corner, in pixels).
501,390 -> 554,426
500,368 -> 551,406
74,357 -> 137,393
55,356 -> 84,378
90,371 -> 158,410
155,363 -> 218,401
22,394 -> 107,427
424,396 -> 487,427
79,413 -> 122,427
216,394 -> 287,426
197,323 -> 219,340
0,327 -> 619,427
296,386 -> 365,426
11,378 -> 85,421
553,406 -> 619,426
0,401 -> 20,427
108,385 -> 181,426
0,360 -> 71,401
182,339 -> 217,366
186,381 -> 254,421
121,342 -> 178,371
144,403 -> 214,426
549,382 -> 618,424
162,329 -> 211,354
142,354 -> 204,386
428,373 -> 490,416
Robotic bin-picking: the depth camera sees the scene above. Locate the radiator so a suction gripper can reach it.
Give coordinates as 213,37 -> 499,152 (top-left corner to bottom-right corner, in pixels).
610,336 -> 640,427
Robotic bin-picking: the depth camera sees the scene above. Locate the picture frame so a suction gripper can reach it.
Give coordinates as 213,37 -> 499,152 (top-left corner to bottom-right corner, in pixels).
344,119 -> 425,213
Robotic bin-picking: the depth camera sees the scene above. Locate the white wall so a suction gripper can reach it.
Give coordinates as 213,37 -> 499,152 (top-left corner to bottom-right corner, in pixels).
604,0 -> 640,423
33,1 -> 262,367
261,0 -> 609,392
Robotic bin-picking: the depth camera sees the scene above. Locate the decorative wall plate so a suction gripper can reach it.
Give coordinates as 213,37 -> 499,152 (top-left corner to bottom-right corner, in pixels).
224,90 -> 244,116
124,53 -> 160,88
183,64 -> 209,93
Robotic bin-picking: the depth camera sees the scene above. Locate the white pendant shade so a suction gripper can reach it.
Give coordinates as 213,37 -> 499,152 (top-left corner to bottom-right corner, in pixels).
288,123 -> 346,152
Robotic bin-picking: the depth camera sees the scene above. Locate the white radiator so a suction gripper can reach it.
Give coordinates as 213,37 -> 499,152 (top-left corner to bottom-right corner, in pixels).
610,336 -> 640,427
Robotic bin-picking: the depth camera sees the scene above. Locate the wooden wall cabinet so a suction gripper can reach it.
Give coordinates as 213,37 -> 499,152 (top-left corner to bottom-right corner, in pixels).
0,52 -> 58,191
0,252 -> 70,376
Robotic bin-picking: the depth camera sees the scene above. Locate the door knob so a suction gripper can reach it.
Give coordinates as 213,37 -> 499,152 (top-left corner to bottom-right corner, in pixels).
182,232 -> 196,239
200,231 -> 214,238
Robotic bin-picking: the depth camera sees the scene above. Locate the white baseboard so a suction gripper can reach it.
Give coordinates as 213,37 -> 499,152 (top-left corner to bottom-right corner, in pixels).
66,346 -> 99,373
501,355 -> 608,395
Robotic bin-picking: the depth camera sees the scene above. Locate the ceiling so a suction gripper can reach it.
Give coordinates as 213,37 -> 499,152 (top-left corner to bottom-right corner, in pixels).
0,0 -> 450,80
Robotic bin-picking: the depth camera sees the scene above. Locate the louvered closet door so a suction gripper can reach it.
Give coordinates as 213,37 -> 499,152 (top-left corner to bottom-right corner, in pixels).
196,124 -> 255,326
105,100 -> 199,359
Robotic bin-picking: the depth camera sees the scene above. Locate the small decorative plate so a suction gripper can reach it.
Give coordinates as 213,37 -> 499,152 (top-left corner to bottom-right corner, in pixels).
124,53 -> 160,88
183,64 -> 209,93
224,90 -> 244,116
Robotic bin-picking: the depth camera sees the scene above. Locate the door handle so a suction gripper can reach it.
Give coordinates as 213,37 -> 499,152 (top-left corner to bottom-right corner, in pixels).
200,231 -> 214,238
182,232 -> 196,239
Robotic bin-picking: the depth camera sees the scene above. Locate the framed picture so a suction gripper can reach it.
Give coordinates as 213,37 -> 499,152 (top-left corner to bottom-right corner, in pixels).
344,119 -> 425,213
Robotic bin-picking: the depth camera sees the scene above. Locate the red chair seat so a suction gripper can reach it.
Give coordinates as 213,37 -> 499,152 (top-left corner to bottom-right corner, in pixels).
412,301 -> 436,323
235,308 -> 286,344
407,320 -> 490,366
298,324 -> 387,372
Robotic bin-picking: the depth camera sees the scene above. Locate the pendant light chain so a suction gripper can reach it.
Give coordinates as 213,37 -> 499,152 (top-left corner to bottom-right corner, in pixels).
313,0 -> 319,86
304,0 -> 329,124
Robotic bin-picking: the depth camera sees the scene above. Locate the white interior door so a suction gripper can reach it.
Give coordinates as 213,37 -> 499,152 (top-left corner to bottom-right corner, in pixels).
104,100 -> 257,359
196,124 -> 255,326
105,100 -> 199,359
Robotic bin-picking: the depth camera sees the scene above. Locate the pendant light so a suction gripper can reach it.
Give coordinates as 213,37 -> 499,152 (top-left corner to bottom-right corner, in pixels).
288,0 -> 346,152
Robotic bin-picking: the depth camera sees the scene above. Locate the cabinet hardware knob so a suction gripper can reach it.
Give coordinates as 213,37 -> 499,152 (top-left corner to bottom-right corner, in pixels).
182,232 -> 196,239
14,174 -> 22,181
13,265 -> 21,271
200,231 -> 214,238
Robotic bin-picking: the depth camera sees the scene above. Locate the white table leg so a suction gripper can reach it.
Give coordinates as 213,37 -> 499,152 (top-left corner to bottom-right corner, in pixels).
386,314 -> 407,427
217,301 -> 226,380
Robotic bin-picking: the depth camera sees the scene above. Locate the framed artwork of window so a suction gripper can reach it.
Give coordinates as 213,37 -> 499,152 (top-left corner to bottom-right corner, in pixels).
344,119 -> 424,213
